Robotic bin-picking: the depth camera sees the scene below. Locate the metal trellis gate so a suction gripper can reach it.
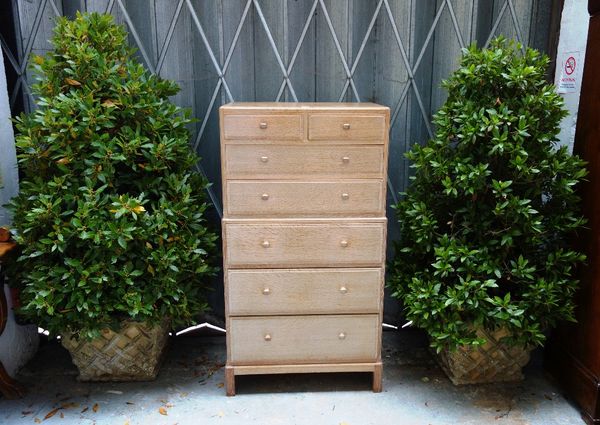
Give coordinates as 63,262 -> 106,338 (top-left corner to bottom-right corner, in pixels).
2,0 -> 560,324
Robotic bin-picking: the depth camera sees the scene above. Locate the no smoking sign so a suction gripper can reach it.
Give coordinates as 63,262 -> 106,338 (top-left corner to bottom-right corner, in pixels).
565,56 -> 576,76
558,51 -> 581,94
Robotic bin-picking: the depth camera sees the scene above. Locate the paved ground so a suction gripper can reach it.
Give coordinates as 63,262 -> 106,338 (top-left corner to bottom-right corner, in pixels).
0,329 -> 584,425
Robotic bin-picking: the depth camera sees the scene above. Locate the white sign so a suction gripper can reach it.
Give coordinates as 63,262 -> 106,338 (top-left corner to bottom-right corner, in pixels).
557,51 -> 581,94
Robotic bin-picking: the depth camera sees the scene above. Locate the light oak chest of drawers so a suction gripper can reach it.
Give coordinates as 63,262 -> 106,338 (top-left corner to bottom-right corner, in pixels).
220,102 -> 389,395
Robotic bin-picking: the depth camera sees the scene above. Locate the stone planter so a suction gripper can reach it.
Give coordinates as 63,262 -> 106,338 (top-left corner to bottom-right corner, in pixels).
61,318 -> 170,382
435,327 -> 532,385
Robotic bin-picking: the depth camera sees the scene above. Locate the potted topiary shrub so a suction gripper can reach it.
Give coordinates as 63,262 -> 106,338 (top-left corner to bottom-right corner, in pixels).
9,12 -> 217,381
389,38 -> 587,385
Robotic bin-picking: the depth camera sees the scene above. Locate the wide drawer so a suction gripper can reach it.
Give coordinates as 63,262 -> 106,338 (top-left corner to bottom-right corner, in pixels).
223,219 -> 386,268
308,114 -> 386,142
225,180 -> 384,217
223,144 -> 385,179
223,114 -> 303,141
227,268 -> 382,315
228,314 -> 380,365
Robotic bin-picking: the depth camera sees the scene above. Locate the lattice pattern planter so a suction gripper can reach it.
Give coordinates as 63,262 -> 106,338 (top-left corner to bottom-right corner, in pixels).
61,319 -> 170,382
435,327 -> 532,385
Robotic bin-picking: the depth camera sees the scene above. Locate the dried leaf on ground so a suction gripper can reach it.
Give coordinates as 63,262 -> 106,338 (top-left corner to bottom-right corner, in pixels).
80,407 -> 89,413
159,407 -> 168,416
44,408 -> 61,420
92,403 -> 99,413
34,418 -> 41,424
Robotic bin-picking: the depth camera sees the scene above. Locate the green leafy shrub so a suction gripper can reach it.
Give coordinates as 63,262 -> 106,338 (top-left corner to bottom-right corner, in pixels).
389,38 -> 587,352
9,12 -> 217,339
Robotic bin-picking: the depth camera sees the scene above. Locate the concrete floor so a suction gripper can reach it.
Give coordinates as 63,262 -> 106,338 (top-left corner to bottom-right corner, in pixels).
0,329 -> 584,425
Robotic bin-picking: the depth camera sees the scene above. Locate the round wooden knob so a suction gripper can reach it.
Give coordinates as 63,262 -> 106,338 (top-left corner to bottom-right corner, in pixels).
341,193 -> 349,200
262,240 -> 270,248
262,287 -> 271,295
339,286 -> 348,294
261,193 -> 269,200
260,156 -> 269,163
340,240 -> 348,248
342,123 -> 351,130
338,332 -> 346,340
264,334 -> 272,341
259,122 -> 268,129
342,156 -> 350,163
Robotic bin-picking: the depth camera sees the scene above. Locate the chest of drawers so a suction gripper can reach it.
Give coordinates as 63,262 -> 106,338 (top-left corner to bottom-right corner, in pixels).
220,102 -> 389,395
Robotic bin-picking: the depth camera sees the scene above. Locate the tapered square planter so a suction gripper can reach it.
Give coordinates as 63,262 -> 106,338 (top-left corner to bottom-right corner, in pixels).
61,318 -> 170,382
435,327 -> 532,385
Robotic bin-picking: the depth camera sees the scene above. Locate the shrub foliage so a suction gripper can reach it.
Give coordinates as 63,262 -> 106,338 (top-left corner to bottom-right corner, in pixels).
389,38 -> 587,351
9,12 -> 217,339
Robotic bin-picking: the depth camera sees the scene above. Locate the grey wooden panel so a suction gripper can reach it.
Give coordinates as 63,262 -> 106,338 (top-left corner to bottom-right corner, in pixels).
253,0 -> 285,101
316,0 -> 349,101
15,0 -> 63,110
430,0 -> 476,116
84,0 -> 110,13
287,0 -> 316,101
122,0 -> 158,70
348,0 -> 378,102
491,0 -> 533,45
529,0 -> 555,52
222,0 -> 255,101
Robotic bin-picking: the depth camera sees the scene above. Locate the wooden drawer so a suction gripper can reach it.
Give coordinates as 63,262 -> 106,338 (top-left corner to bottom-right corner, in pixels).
225,180 -> 384,217
227,268 -> 382,315
223,114 -> 303,141
228,315 -> 380,365
308,114 -> 385,142
223,219 -> 386,268
223,144 -> 385,179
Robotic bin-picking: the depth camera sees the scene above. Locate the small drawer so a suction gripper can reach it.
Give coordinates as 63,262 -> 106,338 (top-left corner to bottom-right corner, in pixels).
223,114 -> 303,141
225,180 -> 384,217
223,219 -> 386,268
228,315 -> 380,365
227,268 -> 382,315
223,144 -> 385,179
308,114 -> 385,142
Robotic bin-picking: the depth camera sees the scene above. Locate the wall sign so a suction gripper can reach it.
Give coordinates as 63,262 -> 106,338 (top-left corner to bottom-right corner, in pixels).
557,51 -> 582,93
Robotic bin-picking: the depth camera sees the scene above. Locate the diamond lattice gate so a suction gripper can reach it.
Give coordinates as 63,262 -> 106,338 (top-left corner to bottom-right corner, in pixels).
2,0 -> 559,323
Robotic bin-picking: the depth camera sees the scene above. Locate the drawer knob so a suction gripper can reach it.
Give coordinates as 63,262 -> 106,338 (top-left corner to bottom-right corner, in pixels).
259,122 -> 268,129
339,286 -> 348,294
261,193 -> 269,200
342,156 -> 350,163
261,240 -> 270,248
341,193 -> 349,200
262,287 -> 271,295
260,156 -> 269,163
340,240 -> 348,248
264,334 -> 272,341
342,123 -> 351,130
338,332 -> 346,340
